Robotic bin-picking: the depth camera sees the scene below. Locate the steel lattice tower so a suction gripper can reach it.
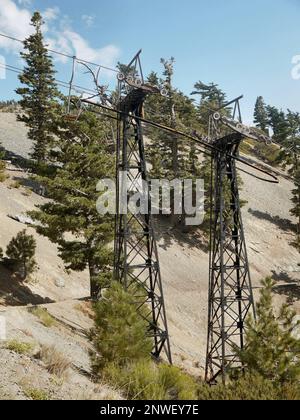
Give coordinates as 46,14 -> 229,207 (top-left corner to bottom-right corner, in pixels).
114,86 -> 172,364
205,105 -> 256,384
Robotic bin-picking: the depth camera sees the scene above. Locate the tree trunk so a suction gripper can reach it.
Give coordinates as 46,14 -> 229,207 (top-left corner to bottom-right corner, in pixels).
22,259 -> 27,281
88,261 -> 101,301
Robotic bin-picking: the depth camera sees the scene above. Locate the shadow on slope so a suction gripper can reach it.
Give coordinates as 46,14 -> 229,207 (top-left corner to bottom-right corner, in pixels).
248,208 -> 296,233
272,270 -> 300,304
0,265 -> 54,307
1,147 -> 32,169
154,216 -> 210,253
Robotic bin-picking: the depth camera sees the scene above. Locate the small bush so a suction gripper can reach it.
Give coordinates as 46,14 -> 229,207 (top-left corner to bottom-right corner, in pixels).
90,282 -> 152,373
10,181 -> 21,189
0,161 -> 7,183
90,282 -> 200,400
103,361 -> 166,400
253,142 -> 280,166
38,345 -> 71,378
197,373 -> 300,400
23,387 -> 49,401
30,307 -> 56,328
0,173 -> 7,183
158,364 -> 198,400
22,188 -> 33,197
6,340 -> 34,355
237,278 -> 300,384
6,230 -> 37,280
103,360 -> 199,401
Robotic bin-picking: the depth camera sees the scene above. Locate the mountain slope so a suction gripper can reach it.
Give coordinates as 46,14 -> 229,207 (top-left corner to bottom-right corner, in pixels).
0,112 -> 299,388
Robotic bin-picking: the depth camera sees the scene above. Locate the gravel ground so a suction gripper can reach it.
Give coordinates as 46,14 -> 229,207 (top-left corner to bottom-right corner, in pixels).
0,303 -> 121,400
0,113 -> 32,159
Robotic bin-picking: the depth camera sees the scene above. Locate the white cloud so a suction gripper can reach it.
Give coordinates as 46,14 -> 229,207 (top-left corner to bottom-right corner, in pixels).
43,7 -> 60,22
0,0 -> 33,51
45,33 -> 72,63
82,14 -> 95,28
0,1 -> 120,74
17,0 -> 32,6
63,30 -> 120,67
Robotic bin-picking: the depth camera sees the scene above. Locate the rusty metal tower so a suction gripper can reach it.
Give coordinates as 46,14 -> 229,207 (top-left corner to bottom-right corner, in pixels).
205,98 -> 257,384
113,52 -> 172,363
78,68 -> 277,381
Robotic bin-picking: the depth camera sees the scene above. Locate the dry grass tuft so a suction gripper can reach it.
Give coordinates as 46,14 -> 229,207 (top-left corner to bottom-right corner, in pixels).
38,345 -> 72,378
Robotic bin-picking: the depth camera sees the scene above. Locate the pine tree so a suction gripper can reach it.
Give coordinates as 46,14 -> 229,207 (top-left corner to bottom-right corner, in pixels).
6,230 -> 37,280
254,96 -> 269,133
16,12 -> 59,165
267,106 -> 288,143
145,62 -> 202,228
291,168 -> 300,248
29,110 -> 115,299
192,81 -> 228,132
192,82 -> 244,239
90,282 -> 153,372
277,110 -> 300,247
238,277 -> 300,383
146,61 -> 202,181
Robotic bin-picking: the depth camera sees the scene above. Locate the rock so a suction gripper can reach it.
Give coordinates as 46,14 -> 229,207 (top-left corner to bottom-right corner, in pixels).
8,214 -> 38,226
55,278 -> 65,288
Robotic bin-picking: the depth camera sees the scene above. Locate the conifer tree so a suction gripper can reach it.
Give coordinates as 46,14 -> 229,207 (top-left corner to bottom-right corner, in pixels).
291,168 -> 300,248
6,230 -> 37,280
238,277 -> 300,383
192,80 -> 228,132
90,282 -> 152,372
146,62 -> 201,181
254,96 -> 269,133
145,62 -> 202,227
277,110 -> 300,247
16,12 -> 59,165
192,82 -> 241,238
29,110 -> 115,299
267,106 -> 288,143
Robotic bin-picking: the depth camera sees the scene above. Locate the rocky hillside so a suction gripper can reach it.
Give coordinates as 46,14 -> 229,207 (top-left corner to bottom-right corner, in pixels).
0,112 -> 299,398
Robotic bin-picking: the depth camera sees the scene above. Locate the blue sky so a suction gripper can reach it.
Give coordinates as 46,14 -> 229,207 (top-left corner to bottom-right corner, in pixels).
0,0 -> 300,123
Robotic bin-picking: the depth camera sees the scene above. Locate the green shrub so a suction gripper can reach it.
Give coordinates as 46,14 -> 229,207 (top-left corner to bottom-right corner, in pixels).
90,282 -> 200,400
30,307 -> 56,328
158,364 -> 198,400
0,173 -> 7,183
0,161 -> 7,182
10,181 -> 21,189
103,360 -> 199,401
90,282 -> 152,373
104,361 -> 166,400
253,142 -> 280,166
6,340 -> 34,355
279,382 -> 300,400
237,278 -> 300,384
198,373 -> 300,400
23,387 -> 49,400
22,187 -> 33,197
6,230 -> 37,280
